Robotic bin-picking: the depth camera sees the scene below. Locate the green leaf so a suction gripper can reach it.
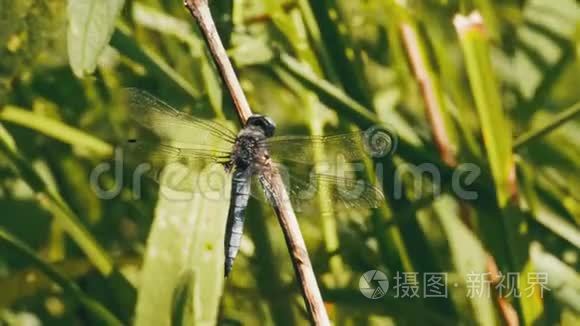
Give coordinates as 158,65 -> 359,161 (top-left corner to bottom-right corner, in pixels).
67,0 -> 125,77
134,165 -> 229,325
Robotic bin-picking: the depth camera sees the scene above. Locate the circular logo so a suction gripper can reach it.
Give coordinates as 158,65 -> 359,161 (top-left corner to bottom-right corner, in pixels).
359,270 -> 389,299
363,126 -> 397,158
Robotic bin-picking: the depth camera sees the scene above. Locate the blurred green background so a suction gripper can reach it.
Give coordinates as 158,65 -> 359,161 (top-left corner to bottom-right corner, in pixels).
0,0 -> 579,325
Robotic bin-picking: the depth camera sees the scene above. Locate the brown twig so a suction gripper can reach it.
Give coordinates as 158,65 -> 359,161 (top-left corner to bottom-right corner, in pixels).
400,23 -> 456,167
183,1 -> 330,324
487,255 -> 520,326
184,0 -> 252,123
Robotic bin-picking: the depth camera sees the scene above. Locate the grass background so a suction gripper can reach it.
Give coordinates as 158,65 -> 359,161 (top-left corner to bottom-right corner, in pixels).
0,0 -> 579,325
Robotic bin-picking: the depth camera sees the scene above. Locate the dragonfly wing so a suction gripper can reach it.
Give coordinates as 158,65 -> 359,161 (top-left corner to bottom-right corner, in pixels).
286,173 -> 385,209
123,88 -> 237,147
124,140 -> 231,193
264,126 -> 396,164
257,166 -> 384,210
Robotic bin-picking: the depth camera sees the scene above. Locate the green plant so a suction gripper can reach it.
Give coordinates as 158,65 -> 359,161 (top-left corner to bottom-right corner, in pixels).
0,0 -> 578,325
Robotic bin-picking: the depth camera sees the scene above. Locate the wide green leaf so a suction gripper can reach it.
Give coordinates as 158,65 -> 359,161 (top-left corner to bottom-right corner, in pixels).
67,0 -> 125,77
134,165 -> 229,325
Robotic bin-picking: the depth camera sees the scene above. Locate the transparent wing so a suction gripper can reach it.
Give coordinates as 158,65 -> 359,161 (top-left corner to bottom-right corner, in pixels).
264,126 -> 396,164
125,140 -> 231,163
123,88 -> 237,148
286,173 -> 385,209
256,167 -> 385,209
124,140 -> 231,193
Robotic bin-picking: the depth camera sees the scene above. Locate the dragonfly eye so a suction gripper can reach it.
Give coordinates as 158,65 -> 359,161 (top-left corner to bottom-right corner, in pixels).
247,115 -> 276,137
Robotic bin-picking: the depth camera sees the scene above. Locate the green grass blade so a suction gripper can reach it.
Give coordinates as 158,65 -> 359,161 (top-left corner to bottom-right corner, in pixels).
308,0 -> 373,106
131,3 -> 225,119
530,242 -> 580,312
434,196 -> 497,326
111,24 -> 201,101
0,227 -> 123,326
275,53 -> 377,125
514,100 -> 580,150
0,129 -> 114,276
0,106 -> 113,157
454,12 -> 515,208
268,10 -> 349,287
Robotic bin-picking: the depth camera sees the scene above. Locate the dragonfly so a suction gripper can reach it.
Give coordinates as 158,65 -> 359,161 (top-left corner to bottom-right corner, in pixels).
122,88 -> 396,277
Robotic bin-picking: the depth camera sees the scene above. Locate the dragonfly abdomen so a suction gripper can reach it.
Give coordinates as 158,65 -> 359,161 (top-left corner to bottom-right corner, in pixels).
224,169 -> 252,277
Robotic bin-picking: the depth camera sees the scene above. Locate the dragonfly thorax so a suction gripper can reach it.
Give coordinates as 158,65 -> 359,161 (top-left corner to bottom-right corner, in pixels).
230,127 -> 267,172
228,115 -> 275,172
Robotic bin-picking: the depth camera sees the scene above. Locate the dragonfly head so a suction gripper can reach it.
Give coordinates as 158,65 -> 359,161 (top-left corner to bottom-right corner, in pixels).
247,115 -> 276,138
